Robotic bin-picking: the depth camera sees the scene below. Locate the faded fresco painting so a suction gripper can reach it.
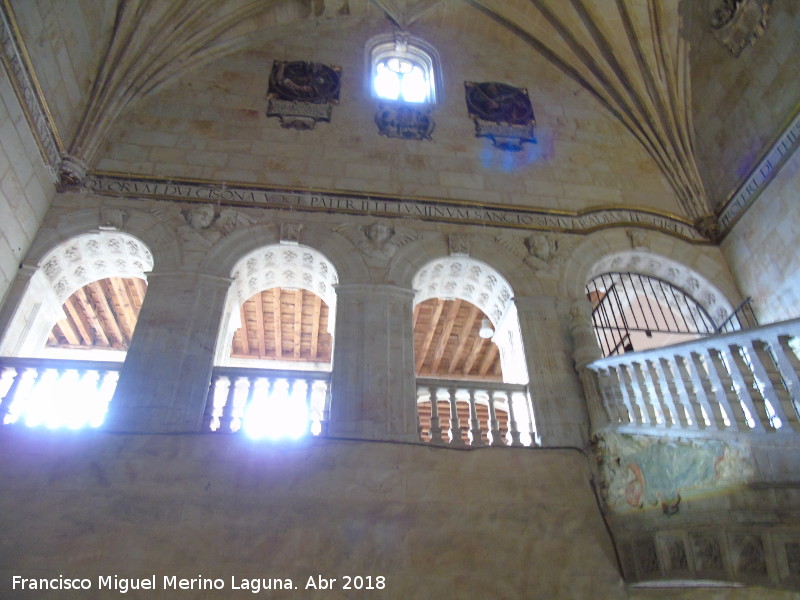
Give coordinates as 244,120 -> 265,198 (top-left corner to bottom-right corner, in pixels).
594,433 -> 754,515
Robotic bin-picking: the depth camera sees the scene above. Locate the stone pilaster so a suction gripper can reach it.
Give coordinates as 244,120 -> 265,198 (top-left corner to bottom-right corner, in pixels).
106,271 -> 232,432
515,295 -> 590,448
327,284 -> 418,442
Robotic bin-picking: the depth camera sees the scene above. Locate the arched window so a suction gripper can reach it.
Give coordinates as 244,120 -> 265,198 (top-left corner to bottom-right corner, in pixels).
0,232 -> 153,429
412,257 -> 535,447
367,32 -> 440,104
209,244 -> 339,439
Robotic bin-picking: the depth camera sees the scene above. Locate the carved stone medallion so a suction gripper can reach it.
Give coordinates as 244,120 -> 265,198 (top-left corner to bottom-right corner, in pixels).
266,60 -> 341,130
465,81 -> 536,151
374,102 -> 435,141
708,0 -> 772,57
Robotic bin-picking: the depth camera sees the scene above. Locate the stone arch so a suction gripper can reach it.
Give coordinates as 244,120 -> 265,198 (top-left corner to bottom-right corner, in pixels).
585,250 -> 736,328
201,221 -> 367,284
0,230 -> 155,358
411,255 -> 528,385
21,205 -> 180,272
559,229 -> 741,321
386,231 -> 542,296
213,238 -> 340,369
558,229 -> 743,359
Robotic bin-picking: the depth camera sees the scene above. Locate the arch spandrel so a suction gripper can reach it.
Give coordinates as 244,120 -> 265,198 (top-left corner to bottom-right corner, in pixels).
386,233 -> 543,296
201,222 -> 368,285
24,206 -> 181,273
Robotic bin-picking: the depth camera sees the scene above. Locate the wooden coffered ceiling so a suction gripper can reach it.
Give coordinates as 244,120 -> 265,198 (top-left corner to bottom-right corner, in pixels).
47,282 -> 502,380
48,277 -> 146,350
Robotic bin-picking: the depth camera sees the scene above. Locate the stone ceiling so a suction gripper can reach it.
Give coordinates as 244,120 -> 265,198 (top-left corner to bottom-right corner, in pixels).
6,0 -> 797,241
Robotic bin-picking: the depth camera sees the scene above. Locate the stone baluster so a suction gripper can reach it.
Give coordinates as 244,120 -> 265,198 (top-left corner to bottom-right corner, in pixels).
467,389 -> 483,446
0,366 -> 20,420
447,386 -> 464,445
721,345 -> 766,432
700,348 -> 742,431
666,356 -> 699,429
428,386 -> 442,443
303,377 -> 315,435
684,353 -> 720,431
613,365 -> 638,425
203,373 -> 222,431
506,392 -> 522,447
218,376 -> 240,433
622,363 -> 650,426
746,340 -> 796,433
638,360 -> 666,427
487,391 -> 503,446
603,367 -> 631,424
772,335 -> 800,422
649,358 -> 681,427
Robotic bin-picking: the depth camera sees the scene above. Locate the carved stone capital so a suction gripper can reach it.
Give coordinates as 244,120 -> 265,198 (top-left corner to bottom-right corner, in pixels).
58,155 -> 88,187
694,214 -> 721,242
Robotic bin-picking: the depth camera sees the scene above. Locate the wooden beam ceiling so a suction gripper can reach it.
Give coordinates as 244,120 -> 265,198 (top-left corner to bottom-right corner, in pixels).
48,281 -> 502,381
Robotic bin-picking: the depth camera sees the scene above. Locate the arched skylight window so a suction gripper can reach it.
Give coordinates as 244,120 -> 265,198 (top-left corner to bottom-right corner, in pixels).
368,32 -> 440,104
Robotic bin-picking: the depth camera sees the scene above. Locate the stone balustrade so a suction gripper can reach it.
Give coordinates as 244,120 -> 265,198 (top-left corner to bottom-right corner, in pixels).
416,377 -> 537,447
582,318 -> 800,439
0,357 -> 120,429
204,366 -> 331,438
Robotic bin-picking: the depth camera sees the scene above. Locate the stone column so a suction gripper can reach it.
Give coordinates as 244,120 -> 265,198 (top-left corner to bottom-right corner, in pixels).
515,295 -> 590,448
569,298 -> 606,433
0,266 -> 65,357
106,270 -> 232,433
327,283 -> 418,442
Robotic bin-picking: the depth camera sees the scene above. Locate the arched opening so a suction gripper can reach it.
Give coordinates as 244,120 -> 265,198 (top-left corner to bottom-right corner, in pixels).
0,232 -> 153,429
209,244 -> 338,438
584,252 -> 739,358
586,272 -> 718,357
412,256 -> 533,446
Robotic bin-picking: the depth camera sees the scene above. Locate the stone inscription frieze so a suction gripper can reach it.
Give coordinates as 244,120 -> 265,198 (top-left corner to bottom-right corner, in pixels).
82,174 -> 705,242
719,109 -> 800,236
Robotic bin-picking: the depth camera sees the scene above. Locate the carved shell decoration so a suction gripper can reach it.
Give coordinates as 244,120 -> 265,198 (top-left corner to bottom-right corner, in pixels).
39,232 -> 153,302
413,256 -> 514,328
232,244 -> 338,312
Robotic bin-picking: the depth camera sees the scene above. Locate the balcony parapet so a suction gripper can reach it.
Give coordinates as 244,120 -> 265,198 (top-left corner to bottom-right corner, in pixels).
415,377 -> 537,447
581,318 -> 800,442
204,366 -> 331,438
0,356 -> 120,429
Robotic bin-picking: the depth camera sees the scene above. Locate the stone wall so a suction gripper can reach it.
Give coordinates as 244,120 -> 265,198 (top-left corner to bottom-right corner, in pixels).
8,0 -> 116,147
94,18 -> 679,215
1,430 -> 799,600
721,145 -> 800,322
0,56 -> 54,305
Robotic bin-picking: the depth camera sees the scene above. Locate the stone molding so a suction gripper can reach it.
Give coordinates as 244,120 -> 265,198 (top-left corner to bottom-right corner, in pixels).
718,107 -> 800,238
79,173 -> 706,242
0,1 -> 62,178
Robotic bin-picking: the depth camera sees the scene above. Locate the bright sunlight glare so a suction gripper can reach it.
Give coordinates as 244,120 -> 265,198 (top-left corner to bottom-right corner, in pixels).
243,379 -> 309,440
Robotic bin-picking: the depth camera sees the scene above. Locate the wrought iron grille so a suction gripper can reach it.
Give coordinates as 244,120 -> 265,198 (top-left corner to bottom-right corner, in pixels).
586,272 -> 718,357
